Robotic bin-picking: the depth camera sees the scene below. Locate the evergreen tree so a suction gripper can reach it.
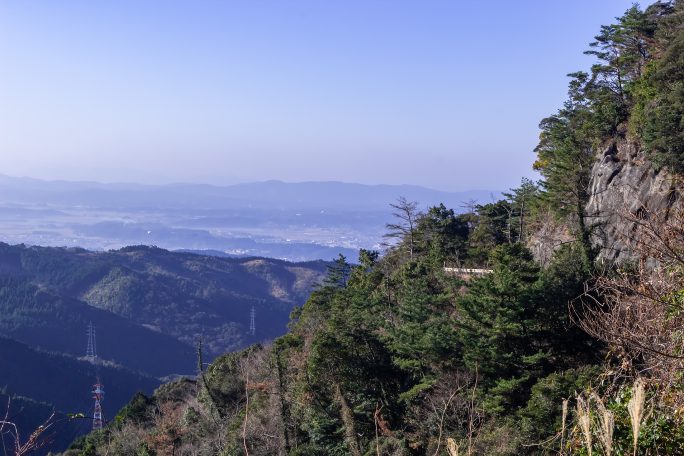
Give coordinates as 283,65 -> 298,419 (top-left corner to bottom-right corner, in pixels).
641,19 -> 684,172
455,244 -> 594,414
385,262 -> 458,378
415,203 -> 469,265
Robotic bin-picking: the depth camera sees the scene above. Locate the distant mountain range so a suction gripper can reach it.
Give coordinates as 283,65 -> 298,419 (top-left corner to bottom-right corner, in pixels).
0,175 -> 497,210
0,175 -> 499,262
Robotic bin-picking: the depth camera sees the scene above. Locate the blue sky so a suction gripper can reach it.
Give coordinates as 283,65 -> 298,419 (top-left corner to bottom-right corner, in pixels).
0,1 -> 637,191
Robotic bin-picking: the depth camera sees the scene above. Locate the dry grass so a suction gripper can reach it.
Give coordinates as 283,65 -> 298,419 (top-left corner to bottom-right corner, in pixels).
591,392 -> 614,456
560,398 -> 569,453
576,395 -> 593,456
446,438 -> 459,456
628,378 -> 646,456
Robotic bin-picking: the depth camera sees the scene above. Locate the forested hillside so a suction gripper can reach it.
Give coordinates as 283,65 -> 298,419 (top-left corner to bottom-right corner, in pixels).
68,194 -> 605,455
0,244 -> 324,454
0,337 -> 157,417
0,337 -> 159,454
63,2 -> 684,455
0,243 -> 326,374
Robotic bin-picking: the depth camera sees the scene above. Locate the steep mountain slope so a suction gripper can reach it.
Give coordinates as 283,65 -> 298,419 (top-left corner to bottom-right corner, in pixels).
0,244 -> 325,453
0,277 -> 197,376
67,203 -> 601,455
0,337 -> 159,454
0,337 -> 158,417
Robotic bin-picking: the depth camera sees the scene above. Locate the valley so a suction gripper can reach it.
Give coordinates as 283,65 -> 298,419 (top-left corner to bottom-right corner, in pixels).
0,243 -> 326,453
0,177 -> 496,262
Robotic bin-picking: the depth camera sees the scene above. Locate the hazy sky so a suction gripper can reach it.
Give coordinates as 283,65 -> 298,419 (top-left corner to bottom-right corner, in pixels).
0,1 -> 636,191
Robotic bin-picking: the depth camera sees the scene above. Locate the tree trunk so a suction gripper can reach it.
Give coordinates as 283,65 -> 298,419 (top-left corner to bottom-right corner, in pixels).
275,350 -> 292,453
334,382 -> 362,456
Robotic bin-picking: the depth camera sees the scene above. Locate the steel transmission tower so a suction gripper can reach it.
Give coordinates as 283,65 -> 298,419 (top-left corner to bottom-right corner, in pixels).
86,322 -> 97,362
92,381 -> 105,430
249,306 -> 256,336
86,322 -> 105,431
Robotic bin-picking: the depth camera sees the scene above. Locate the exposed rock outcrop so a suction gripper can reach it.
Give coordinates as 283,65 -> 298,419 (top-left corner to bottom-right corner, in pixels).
585,138 -> 680,263
527,209 -> 574,267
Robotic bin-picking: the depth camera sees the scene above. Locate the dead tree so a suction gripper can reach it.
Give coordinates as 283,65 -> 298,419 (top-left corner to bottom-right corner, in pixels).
0,398 -> 58,456
384,197 -> 421,259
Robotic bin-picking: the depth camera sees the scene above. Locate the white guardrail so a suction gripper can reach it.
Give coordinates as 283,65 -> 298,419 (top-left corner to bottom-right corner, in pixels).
443,267 -> 493,275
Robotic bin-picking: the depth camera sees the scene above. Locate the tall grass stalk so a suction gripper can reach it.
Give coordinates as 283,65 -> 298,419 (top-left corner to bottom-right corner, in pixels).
591,393 -> 614,456
560,398 -> 569,453
628,378 -> 646,456
446,438 -> 459,456
576,395 -> 592,456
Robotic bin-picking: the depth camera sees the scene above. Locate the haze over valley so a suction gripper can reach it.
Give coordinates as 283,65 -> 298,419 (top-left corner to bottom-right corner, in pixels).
0,174 -> 496,262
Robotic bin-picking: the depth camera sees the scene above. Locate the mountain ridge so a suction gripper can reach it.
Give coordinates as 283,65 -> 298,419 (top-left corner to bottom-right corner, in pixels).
0,174 -> 498,210
0,242 -> 326,376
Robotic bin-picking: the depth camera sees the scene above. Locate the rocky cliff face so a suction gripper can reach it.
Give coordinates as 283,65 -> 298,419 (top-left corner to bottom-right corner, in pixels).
527,209 -> 574,267
586,138 -> 680,263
